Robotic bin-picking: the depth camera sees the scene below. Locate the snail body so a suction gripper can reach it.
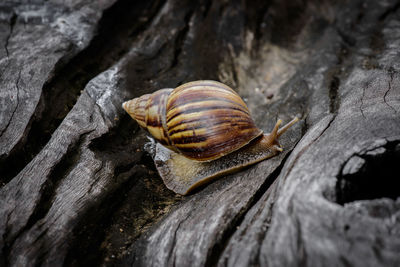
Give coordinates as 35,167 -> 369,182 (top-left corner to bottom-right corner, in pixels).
123,80 -> 298,195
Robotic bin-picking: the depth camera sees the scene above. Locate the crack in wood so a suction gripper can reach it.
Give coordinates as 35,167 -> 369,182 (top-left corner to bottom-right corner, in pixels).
218,157 -> 292,267
252,189 -> 278,266
378,1 -> 400,21
205,154 -> 291,267
168,215 -> 188,267
2,129 -> 94,264
383,70 -> 397,113
0,0 -> 167,187
0,69 -> 20,141
200,0 -> 212,19
329,75 -> 340,114
4,13 -> 16,59
169,9 -> 195,70
284,115 -> 336,181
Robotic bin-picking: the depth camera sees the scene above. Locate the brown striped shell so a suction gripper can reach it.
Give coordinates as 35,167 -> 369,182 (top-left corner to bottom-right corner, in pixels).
122,80 -> 263,161
123,88 -> 174,149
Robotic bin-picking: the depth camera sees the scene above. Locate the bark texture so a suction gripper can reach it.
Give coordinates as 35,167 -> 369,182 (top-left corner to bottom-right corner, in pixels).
0,0 -> 399,266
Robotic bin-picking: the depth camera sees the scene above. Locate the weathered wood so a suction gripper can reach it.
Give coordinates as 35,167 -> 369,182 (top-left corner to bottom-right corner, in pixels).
0,0 -> 399,266
0,1 -> 117,183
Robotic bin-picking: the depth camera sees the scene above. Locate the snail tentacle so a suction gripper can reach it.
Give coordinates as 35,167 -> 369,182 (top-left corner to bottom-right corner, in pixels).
277,117 -> 299,137
263,117 -> 298,153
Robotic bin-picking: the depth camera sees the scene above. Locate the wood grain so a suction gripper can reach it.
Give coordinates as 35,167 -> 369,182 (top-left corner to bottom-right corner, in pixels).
0,0 -> 399,266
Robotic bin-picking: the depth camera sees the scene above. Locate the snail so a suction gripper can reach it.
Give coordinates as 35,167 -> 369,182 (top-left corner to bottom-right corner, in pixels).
122,80 -> 298,195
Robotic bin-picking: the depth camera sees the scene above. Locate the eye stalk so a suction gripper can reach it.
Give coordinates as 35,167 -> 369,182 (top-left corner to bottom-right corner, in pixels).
278,117 -> 299,137
265,117 -> 299,153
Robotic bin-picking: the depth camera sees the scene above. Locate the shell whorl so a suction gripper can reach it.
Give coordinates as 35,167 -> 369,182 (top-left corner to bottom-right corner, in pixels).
122,93 -> 150,128
123,88 -> 173,147
123,80 -> 263,161
167,80 -> 263,161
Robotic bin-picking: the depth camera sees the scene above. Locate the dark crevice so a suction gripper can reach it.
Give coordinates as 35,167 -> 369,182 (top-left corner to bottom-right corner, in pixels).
360,2 -> 400,68
64,115 -> 179,265
383,70 -> 397,113
285,115 -> 336,180
379,1 -> 400,21
59,118 -> 141,266
354,2 -> 365,26
325,43 -> 348,116
328,76 -> 340,114
335,141 -> 400,205
64,165 -> 145,267
267,1 -> 309,48
169,9 -> 194,70
205,154 -> 291,267
301,115 -> 309,137
244,0 -> 270,49
335,1 -> 366,49
0,69 -> 20,140
0,0 -> 166,187
66,168 -> 178,267
4,12 -> 16,58
2,129 -> 93,265
362,2 -> 399,70
88,115 -> 140,160
128,0 -> 167,38
167,213 -> 191,267
252,187 -> 280,267
201,0 -> 213,18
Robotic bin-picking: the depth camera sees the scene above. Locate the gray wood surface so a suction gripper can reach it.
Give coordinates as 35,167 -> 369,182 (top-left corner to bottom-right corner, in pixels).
1,0 -> 399,266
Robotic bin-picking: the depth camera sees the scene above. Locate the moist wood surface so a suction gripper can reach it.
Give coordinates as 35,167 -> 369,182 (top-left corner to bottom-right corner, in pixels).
0,0 -> 399,266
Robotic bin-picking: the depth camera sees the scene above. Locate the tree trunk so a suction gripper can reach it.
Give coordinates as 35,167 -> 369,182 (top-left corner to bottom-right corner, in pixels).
1,0 -> 399,266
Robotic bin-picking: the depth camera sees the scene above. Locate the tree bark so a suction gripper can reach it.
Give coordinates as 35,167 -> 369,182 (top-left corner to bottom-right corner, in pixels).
0,0 -> 399,266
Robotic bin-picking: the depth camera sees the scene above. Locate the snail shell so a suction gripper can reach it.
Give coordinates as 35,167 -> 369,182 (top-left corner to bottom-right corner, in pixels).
123,81 -> 263,161
123,80 -> 298,195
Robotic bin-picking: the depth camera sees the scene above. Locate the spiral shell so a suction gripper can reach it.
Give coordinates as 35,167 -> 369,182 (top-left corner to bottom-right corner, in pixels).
123,88 -> 174,148
123,80 -> 263,161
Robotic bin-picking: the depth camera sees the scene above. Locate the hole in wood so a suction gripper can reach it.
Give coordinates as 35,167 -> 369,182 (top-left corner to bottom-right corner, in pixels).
335,142 -> 400,205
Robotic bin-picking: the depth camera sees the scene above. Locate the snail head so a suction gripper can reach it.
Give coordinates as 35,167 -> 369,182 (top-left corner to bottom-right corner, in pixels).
265,117 -> 299,153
